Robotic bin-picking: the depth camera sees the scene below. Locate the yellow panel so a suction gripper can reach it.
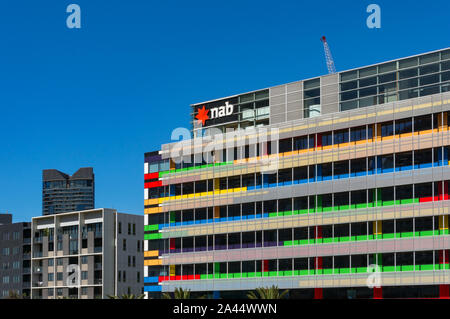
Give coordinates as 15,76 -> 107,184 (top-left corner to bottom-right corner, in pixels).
144,259 -> 162,266
144,250 -> 159,257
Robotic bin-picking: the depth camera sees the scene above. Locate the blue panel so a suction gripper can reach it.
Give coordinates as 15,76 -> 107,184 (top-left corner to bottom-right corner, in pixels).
356,171 -> 366,177
144,285 -> 162,292
263,213 -> 269,218
144,276 -> 159,283
247,186 -> 255,191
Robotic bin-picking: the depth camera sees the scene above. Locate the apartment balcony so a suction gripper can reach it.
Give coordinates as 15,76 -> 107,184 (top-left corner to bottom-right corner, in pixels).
32,281 -> 44,288
34,237 -> 43,243
93,247 -> 102,253
33,251 -> 43,258
94,263 -> 102,270
33,267 -> 42,273
23,267 -> 31,274
23,238 -> 31,244
94,278 -> 102,285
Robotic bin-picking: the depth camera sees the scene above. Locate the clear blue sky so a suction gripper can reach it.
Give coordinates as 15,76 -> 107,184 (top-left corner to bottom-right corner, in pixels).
0,1 -> 448,222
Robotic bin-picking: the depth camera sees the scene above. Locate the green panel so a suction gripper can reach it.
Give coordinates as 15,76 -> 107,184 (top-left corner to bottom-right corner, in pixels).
220,274 -> 227,279
356,235 -> 368,241
315,238 -> 323,244
214,274 -> 220,279
269,271 -> 278,277
401,232 -> 414,238
339,205 -> 349,211
255,272 -> 262,277
247,272 -> 255,278
241,272 -> 248,278
200,274 -> 207,279
323,238 -> 333,244
382,200 -> 395,206
309,269 -> 315,275
283,211 -> 293,216
339,236 -> 350,242
323,269 -> 333,275
144,224 -> 159,231
322,207 -> 333,212
383,266 -> 395,272
208,274 -> 213,279
350,236 -> 357,241
401,265 -> 414,271
356,203 -> 368,209
284,241 -> 293,246
316,269 -> 324,275
357,267 -> 367,273
339,268 -> 350,274
299,270 -> 309,276
269,213 -> 278,218
299,209 -> 309,215
308,239 -> 316,244
420,264 -> 434,271
293,270 -> 300,276
284,270 -> 293,276
382,233 -> 395,239
299,240 -> 309,245
350,268 -> 357,273
400,198 -> 415,205
263,272 -> 269,277
144,233 -> 162,240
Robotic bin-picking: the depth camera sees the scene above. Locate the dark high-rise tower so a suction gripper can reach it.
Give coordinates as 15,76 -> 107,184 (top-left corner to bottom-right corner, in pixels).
42,168 -> 95,215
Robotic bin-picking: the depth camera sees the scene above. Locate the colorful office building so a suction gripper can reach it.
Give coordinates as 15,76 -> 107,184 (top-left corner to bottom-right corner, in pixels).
144,48 -> 450,299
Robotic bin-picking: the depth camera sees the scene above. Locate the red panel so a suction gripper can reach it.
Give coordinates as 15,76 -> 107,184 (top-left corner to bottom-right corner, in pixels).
314,288 -> 323,299
194,275 -> 201,280
187,275 -> 194,280
144,181 -> 162,189
373,287 -> 383,299
316,134 -> 322,147
439,285 -> 450,299
262,260 -> 269,272
315,257 -> 323,270
419,197 -> 433,203
315,226 -> 322,239
439,250 -> 449,264
170,238 -> 175,250
144,172 -> 159,180
175,275 -> 182,280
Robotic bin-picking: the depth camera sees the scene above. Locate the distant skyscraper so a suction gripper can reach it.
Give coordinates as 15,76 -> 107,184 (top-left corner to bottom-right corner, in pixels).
42,168 -> 95,215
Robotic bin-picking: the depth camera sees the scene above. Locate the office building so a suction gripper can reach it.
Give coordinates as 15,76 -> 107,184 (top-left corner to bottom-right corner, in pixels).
42,167 -> 95,215
144,48 -> 450,299
31,208 -> 143,299
0,213 -> 31,298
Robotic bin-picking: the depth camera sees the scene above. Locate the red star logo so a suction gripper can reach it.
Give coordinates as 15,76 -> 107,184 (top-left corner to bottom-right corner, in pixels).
195,105 -> 209,126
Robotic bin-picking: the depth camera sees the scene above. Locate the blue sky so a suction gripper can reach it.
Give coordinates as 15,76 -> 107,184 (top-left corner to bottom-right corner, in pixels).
0,1 -> 448,222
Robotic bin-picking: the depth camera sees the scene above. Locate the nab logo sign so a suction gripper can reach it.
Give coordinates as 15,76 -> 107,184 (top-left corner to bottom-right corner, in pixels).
196,102 -> 234,126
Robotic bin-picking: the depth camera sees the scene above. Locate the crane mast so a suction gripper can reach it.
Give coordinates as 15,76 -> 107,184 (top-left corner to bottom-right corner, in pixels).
320,36 -> 336,74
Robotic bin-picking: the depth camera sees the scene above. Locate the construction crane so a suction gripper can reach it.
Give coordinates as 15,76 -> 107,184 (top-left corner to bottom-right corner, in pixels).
320,36 -> 336,74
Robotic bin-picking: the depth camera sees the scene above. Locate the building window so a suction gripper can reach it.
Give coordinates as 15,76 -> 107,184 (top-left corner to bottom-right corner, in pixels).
48,273 -> 54,281
13,232 -> 20,240
81,287 -> 88,295
137,240 -> 140,252
2,233 -> 10,241
57,288 -> 63,296
128,223 -> 131,235
123,271 -> 126,283
2,276 -> 9,284
13,247 -> 20,255
118,222 -> 122,234
128,256 -> 131,267
137,271 -> 140,283
81,271 -> 88,280
81,256 -> 88,264
118,271 -> 121,282
57,272 -> 63,281
56,259 -> 63,266
133,256 -> 136,268
2,248 -> 10,256
48,289 -> 54,297
123,239 -> 126,251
